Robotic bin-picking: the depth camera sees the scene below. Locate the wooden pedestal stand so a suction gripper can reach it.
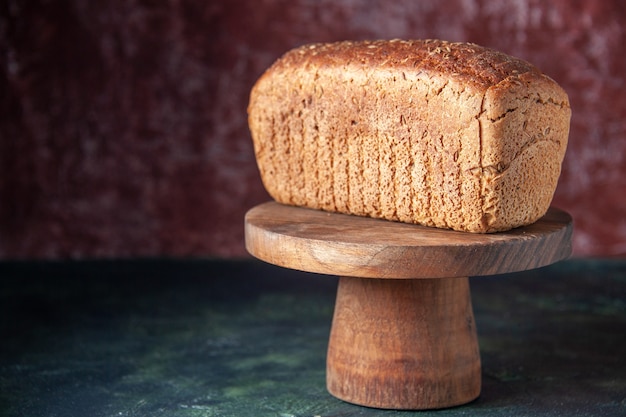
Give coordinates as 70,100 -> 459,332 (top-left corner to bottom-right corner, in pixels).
245,202 -> 573,410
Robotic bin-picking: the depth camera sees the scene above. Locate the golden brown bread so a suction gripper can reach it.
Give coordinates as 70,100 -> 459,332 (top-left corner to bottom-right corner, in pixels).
248,39 -> 570,232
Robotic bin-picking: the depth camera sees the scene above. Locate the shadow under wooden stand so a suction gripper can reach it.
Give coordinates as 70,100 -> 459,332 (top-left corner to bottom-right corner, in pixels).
245,201 -> 573,410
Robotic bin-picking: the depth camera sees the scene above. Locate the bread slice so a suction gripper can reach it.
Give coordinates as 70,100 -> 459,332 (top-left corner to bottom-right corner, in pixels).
248,39 -> 570,232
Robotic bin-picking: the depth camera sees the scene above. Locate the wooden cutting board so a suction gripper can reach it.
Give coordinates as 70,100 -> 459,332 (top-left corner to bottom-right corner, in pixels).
244,201 -> 573,409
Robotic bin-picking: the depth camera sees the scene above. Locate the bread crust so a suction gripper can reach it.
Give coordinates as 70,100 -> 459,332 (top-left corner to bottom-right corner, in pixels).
248,39 -> 570,232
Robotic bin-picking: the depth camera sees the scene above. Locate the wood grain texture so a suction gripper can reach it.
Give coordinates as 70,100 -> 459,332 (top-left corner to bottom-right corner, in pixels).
245,202 -> 573,279
327,276 -> 481,409
246,201 -> 573,409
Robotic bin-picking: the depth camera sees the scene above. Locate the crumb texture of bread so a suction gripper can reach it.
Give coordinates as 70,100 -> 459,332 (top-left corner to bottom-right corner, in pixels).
248,39 -> 570,232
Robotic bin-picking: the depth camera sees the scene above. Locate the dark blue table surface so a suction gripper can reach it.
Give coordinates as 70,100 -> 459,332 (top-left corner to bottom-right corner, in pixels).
1,258 -> 625,417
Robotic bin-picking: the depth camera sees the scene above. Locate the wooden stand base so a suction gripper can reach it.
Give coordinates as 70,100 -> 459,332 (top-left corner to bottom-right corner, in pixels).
327,276 -> 480,409
245,202 -> 572,410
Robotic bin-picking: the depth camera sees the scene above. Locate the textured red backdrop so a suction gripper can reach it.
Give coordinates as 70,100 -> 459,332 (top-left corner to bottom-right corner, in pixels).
1,0 -> 625,259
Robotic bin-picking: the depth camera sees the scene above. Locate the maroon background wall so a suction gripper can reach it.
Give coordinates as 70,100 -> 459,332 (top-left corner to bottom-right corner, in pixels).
1,0 -> 625,259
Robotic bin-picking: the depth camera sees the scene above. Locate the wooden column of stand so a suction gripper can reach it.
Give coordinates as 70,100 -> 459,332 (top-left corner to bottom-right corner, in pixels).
327,276 -> 480,409
244,201 -> 573,410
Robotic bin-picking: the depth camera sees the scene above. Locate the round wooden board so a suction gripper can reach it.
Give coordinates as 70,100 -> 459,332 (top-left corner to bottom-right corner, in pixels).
245,201 -> 573,279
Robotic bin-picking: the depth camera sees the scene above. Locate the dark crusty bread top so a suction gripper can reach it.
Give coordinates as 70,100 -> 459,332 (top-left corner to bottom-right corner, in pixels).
266,39 -> 541,92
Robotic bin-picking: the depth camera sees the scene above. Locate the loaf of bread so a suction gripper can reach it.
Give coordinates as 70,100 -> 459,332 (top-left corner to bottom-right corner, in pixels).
248,39 -> 570,232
